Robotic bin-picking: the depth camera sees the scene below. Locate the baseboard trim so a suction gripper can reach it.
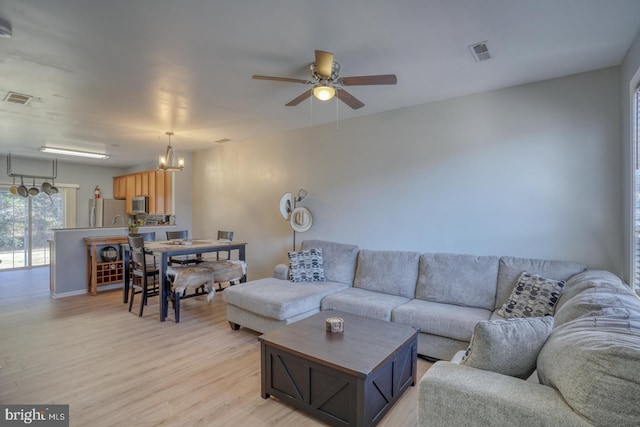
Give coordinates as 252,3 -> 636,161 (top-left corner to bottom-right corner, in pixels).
51,283 -> 123,298
51,289 -> 86,298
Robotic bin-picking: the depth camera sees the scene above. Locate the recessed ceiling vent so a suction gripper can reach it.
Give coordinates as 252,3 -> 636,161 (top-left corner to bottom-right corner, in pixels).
4,91 -> 33,105
214,138 -> 231,144
469,41 -> 491,62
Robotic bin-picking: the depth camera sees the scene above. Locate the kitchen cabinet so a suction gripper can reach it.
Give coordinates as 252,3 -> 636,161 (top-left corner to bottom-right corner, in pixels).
135,173 -> 142,196
113,176 -> 126,200
164,172 -> 173,214
125,174 -> 136,213
113,170 -> 173,215
141,172 -> 149,197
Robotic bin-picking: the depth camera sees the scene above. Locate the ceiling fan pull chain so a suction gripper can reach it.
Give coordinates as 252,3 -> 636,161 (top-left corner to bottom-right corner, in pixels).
309,89 -> 313,128
335,90 -> 340,131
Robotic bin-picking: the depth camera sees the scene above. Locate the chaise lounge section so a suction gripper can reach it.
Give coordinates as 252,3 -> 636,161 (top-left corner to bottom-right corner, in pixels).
223,240 -> 359,333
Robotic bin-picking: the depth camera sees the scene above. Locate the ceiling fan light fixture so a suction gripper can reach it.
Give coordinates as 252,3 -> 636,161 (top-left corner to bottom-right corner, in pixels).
313,85 -> 335,101
39,146 -> 109,159
158,131 -> 184,172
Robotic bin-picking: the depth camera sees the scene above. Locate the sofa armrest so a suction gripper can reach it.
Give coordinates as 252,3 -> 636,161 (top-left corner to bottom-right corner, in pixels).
273,264 -> 289,280
418,362 -> 591,427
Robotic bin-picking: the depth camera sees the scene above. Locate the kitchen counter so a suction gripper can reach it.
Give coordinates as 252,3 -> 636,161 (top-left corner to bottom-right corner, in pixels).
52,225 -> 175,231
50,225 -> 178,297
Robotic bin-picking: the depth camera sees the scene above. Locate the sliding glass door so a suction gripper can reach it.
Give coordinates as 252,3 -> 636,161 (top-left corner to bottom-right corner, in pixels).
0,189 -> 63,270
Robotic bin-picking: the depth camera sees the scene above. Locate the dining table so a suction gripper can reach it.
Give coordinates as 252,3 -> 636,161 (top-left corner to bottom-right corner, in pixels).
123,239 -> 247,321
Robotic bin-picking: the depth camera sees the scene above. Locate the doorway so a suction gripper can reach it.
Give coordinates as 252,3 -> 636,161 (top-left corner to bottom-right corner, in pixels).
0,188 -> 64,270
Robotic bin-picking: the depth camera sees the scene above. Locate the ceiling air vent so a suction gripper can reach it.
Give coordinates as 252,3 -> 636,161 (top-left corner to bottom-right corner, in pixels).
214,138 -> 231,144
4,91 -> 33,105
469,41 -> 491,62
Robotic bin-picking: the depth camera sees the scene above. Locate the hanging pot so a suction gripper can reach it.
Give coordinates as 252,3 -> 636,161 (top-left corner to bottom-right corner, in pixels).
28,178 -> 40,196
41,181 -> 52,195
9,177 -> 17,195
49,178 -> 59,195
17,176 -> 28,197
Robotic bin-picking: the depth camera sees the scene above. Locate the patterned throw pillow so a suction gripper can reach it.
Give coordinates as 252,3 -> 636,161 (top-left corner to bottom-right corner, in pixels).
496,272 -> 564,318
288,248 -> 326,282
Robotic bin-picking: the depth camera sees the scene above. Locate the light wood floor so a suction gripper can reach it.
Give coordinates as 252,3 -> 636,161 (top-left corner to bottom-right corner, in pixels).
0,268 -> 432,427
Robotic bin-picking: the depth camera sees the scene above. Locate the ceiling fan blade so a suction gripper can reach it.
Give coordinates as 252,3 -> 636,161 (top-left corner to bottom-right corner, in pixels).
336,88 -> 365,110
315,50 -> 334,78
252,75 -> 312,84
340,74 -> 398,86
285,90 -> 312,106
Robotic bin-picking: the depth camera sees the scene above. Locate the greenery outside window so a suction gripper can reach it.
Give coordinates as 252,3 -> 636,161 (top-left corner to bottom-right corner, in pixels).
0,185 -> 75,270
633,84 -> 640,293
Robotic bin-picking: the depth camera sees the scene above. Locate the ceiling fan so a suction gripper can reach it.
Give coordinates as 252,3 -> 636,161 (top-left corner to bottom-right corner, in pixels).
252,50 -> 397,110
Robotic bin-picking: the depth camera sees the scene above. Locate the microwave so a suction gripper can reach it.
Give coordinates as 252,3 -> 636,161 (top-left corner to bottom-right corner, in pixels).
131,196 -> 148,214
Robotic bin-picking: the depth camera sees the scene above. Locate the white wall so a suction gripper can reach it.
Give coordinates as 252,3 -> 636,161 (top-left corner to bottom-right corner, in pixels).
621,29 -> 640,286
192,67 -> 622,280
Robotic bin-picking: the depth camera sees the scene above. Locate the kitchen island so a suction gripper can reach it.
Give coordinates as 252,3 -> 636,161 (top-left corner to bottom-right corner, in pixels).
50,226 -> 178,297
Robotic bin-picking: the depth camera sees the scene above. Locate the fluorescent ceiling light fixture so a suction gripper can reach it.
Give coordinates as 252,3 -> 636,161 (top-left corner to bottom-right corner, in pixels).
39,146 -> 110,159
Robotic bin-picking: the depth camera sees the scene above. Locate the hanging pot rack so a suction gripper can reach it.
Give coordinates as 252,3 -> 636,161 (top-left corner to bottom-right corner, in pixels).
6,154 -> 57,181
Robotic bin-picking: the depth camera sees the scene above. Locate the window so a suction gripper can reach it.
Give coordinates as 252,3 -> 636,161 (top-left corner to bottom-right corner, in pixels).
633,85 -> 640,291
0,185 -> 75,270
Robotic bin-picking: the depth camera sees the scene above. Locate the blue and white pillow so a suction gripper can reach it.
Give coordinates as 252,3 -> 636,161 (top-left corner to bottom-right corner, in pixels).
288,248 -> 326,282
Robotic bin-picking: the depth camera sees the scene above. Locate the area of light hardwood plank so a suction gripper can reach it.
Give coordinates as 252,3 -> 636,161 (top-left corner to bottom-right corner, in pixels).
0,268 -> 432,427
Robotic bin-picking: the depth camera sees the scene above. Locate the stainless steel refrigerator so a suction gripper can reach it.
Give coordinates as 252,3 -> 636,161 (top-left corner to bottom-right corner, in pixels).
89,199 -> 127,227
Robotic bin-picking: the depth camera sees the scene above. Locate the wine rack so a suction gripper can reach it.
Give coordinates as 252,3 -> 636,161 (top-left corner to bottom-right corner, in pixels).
95,260 -> 124,285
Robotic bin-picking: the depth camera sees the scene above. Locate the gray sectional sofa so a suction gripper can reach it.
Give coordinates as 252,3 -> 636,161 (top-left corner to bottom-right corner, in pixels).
418,269 -> 640,426
223,239 -> 586,360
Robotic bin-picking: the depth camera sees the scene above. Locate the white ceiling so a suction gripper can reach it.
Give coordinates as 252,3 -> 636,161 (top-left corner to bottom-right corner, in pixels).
1,0 -> 639,167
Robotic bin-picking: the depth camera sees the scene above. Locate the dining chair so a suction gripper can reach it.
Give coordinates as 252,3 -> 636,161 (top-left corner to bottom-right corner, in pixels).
216,230 -> 234,260
129,231 -> 156,241
127,235 -> 160,317
129,231 -> 157,268
166,230 -> 201,265
211,230 -> 247,290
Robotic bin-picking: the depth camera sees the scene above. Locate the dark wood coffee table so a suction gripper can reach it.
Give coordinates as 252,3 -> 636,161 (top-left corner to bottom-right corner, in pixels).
258,310 -> 418,427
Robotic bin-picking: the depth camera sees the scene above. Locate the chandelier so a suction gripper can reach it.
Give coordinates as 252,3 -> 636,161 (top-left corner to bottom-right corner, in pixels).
158,131 -> 184,172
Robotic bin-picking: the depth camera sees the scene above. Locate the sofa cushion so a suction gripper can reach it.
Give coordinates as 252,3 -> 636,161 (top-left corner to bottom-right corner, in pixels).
321,288 -> 411,321
495,256 -> 586,311
416,253 -> 499,310
495,272 -> 564,318
391,298 -> 492,342
554,270 -> 636,322
537,271 -> 640,426
353,249 -> 420,299
554,290 -> 640,328
223,278 -> 348,320
460,316 -> 554,379
537,317 -> 640,426
288,248 -> 325,282
301,240 -> 359,285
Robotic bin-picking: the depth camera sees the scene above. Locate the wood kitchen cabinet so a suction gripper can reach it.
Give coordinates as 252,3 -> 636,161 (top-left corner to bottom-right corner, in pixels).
125,174 -> 136,213
134,173 -> 142,196
113,176 -> 126,200
113,170 -> 173,215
